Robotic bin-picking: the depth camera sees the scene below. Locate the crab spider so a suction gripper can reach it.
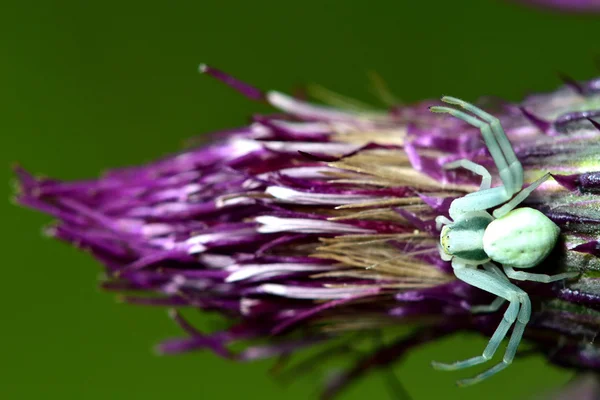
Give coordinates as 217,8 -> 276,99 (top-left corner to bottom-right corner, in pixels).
429,96 -> 578,387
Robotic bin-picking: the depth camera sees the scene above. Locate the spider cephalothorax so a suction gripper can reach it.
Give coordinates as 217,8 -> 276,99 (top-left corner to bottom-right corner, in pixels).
430,97 -> 578,386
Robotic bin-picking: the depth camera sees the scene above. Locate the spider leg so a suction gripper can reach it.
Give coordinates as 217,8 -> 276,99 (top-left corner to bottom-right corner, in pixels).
470,296 -> 506,314
443,159 -> 491,190
441,96 -> 523,195
457,291 -> 531,387
503,265 -> 579,283
482,262 -> 509,281
492,173 -> 551,219
447,186 -> 510,220
435,215 -> 453,231
432,261 -> 522,374
471,263 -> 508,313
430,105 -> 514,197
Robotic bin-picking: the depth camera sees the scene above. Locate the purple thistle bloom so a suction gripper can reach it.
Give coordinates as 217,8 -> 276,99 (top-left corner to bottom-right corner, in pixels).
539,373 -> 600,399
14,67 -> 600,397
513,0 -> 600,12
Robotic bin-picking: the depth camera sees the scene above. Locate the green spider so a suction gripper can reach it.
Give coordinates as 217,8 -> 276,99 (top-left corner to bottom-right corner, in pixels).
430,97 -> 578,387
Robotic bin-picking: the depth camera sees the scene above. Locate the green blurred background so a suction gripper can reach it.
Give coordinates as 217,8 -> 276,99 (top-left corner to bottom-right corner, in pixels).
2,0 -> 599,399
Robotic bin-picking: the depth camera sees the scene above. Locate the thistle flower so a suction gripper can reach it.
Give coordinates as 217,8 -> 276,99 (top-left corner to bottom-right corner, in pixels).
14,66 -> 600,398
540,374 -> 600,400
515,0 -> 600,12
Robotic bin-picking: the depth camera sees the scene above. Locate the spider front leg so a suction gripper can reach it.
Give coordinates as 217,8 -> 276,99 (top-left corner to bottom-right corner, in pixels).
436,96 -> 523,194
435,215 -> 452,231
447,186 -> 511,220
443,159 -> 492,190
431,98 -> 524,219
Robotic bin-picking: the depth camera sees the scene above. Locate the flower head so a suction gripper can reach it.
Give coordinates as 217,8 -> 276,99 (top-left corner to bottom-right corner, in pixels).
15,67 -> 600,397
513,0 -> 600,13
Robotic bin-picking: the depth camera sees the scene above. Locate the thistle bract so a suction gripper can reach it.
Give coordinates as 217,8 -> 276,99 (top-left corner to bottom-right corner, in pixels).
15,67 -> 600,397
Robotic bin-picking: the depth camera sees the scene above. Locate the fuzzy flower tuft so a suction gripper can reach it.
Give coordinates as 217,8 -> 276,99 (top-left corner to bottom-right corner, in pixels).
14,67 -> 600,397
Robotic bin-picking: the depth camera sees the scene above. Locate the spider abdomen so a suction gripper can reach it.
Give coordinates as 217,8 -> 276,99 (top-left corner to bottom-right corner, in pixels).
482,207 -> 559,269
